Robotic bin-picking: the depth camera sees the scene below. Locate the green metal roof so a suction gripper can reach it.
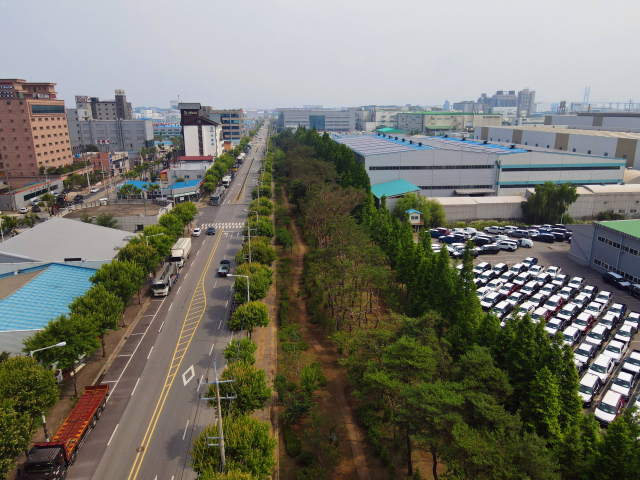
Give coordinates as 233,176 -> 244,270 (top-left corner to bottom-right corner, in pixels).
401,111 -> 502,116
598,220 -> 640,239
376,128 -> 406,134
371,179 -> 420,199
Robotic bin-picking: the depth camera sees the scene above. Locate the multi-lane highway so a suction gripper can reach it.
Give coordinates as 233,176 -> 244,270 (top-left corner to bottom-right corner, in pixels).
69,122 -> 270,480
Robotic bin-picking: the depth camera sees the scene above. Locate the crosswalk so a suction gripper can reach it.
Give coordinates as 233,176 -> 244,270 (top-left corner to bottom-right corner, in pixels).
199,222 -> 244,229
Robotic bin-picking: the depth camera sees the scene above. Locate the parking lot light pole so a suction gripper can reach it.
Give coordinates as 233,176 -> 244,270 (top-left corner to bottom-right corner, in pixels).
29,341 -> 66,441
144,232 -> 164,246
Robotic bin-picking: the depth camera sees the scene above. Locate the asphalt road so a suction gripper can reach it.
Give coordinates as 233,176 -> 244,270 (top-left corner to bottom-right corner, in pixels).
68,122 -> 270,480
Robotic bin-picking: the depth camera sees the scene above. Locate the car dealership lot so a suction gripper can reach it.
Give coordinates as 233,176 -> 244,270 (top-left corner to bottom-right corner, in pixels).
435,237 -> 640,417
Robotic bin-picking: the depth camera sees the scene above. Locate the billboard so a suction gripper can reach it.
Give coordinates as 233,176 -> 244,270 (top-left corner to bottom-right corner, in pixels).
96,139 -> 110,145
75,96 -> 91,104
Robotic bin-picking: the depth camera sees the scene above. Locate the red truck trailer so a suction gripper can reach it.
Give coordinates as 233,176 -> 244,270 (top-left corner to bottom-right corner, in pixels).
23,384 -> 109,480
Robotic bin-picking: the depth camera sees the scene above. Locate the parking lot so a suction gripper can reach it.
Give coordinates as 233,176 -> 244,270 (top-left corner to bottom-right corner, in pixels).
434,237 -> 640,416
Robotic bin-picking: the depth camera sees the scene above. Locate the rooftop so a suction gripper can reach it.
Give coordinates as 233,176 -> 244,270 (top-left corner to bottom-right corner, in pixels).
598,220 -> 640,239
0,264 -> 96,332
65,203 -> 164,219
401,111 -> 501,116
489,125 -> 640,140
371,179 -> 420,199
376,128 -> 406,134
179,156 -> 214,161
167,179 -> 202,190
0,217 -> 131,262
333,135 -> 434,155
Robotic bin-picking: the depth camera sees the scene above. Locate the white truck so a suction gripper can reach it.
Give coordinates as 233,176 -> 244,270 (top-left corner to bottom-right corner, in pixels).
221,175 -> 232,187
151,262 -> 179,297
170,237 -> 192,268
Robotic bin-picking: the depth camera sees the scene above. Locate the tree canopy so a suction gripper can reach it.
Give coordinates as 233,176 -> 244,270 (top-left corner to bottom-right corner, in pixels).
522,182 -> 579,224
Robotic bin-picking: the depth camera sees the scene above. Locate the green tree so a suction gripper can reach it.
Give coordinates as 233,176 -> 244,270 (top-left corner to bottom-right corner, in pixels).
19,213 -> 40,228
95,212 -> 120,229
223,338 -> 258,365
80,212 -> 93,223
171,202 -> 198,226
119,183 -> 142,199
522,182 -> 579,224
138,225 -> 176,257
243,217 -> 274,239
39,193 -> 58,213
158,212 -> 184,238
0,356 -> 58,426
0,215 -> 19,236
229,301 -> 270,338
235,239 -> 276,266
233,263 -> 273,302
299,363 -> 327,398
191,415 -> 276,478
90,260 -> 146,305
0,399 -> 32,479
199,471 -> 254,480
524,366 -> 562,443
85,144 -> 99,152
276,227 -> 294,252
591,412 -> 640,479
23,314 -> 100,396
211,362 -> 271,416
118,241 -> 160,275
69,284 -> 124,357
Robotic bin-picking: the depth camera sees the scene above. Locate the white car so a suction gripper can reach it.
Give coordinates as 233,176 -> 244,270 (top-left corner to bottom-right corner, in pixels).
517,301 -> 536,318
562,326 -> 581,348
476,286 -> 491,301
608,303 -> 627,319
594,291 -> 613,309
496,240 -> 518,252
588,354 -> 616,383
518,238 -> 533,248
547,266 -> 562,278
19,207 -> 29,214
557,286 -> 575,303
529,265 -> 545,276
567,277 -> 586,291
585,301 -> 605,318
626,312 -> 640,328
486,279 -> 504,292
192,228 -> 202,237
614,323 -> 637,344
90,187 -> 99,193
484,226 -> 503,234
610,371 -> 637,399
622,350 -> 640,374
594,390 -> 625,425
557,303 -> 580,323
506,292 -> 526,307
574,341 -> 597,365
602,340 -> 628,364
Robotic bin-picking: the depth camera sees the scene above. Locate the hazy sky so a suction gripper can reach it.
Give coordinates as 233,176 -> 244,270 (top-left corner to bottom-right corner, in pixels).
2,0 -> 639,109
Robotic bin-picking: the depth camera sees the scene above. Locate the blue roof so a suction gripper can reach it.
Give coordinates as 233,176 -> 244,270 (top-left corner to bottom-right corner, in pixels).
333,135 -> 434,156
118,180 -> 153,191
371,179 -> 420,199
0,264 -> 96,332
167,179 -> 202,190
405,209 -> 422,214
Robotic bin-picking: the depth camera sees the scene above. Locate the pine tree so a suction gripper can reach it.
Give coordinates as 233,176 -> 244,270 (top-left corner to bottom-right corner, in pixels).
523,366 -> 562,442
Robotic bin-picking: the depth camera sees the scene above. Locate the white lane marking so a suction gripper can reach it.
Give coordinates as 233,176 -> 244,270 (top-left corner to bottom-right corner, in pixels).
182,420 -> 190,440
218,320 -> 223,329
131,378 -> 140,396
147,346 -> 153,359
182,365 -> 195,386
214,281 -> 218,288
118,354 -> 132,357
185,272 -> 188,280
177,286 -> 181,295
129,333 -> 144,335
107,424 -> 119,446
168,302 -> 173,311
209,343 -> 215,356
158,321 -> 165,333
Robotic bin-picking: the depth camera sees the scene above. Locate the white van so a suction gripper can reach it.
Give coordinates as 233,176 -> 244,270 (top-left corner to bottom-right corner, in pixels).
30,196 -> 41,206
99,197 -> 108,206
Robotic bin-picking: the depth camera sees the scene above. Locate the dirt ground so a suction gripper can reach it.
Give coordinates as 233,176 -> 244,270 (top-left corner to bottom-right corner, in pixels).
276,195 -> 372,480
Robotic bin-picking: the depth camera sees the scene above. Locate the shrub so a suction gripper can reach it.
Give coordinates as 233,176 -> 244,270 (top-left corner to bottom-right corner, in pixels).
284,425 -> 302,457
297,450 -> 316,467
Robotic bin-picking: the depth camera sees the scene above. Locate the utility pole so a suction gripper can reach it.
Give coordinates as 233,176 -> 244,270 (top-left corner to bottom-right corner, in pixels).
198,363 -> 236,472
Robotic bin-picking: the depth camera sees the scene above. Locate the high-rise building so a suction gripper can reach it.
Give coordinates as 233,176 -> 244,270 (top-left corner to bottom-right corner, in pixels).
201,108 -> 244,143
517,88 -> 536,116
452,101 -> 486,113
75,90 -> 133,121
0,79 -> 73,188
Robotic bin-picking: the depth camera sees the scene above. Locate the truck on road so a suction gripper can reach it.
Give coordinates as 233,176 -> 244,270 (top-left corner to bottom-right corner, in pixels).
221,175 -> 232,187
210,186 -> 225,206
218,259 -> 230,276
170,237 -> 192,268
23,385 -> 109,480
151,262 -> 179,296
237,152 -> 245,164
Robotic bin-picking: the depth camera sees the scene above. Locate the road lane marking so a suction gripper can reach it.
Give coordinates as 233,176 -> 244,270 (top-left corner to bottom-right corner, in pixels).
182,420 -> 190,440
209,343 -> 215,356
147,346 -> 153,360
168,302 -> 173,312
184,272 -> 188,279
131,378 -> 140,396
158,321 -> 165,333
182,365 -> 195,386
177,286 -> 181,295
107,424 -> 119,446
126,229 -> 224,480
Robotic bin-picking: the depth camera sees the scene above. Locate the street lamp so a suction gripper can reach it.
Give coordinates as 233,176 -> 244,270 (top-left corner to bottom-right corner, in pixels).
29,341 -> 66,442
144,232 -> 164,246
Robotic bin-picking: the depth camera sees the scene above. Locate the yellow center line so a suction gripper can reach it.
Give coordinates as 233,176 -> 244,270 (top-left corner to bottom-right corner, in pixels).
127,229 -> 224,480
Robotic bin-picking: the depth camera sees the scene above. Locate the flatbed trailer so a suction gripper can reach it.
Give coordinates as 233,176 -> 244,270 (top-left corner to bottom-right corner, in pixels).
24,385 -> 109,480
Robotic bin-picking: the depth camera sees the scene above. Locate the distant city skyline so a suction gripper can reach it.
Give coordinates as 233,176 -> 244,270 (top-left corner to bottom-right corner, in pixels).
2,0 -> 639,109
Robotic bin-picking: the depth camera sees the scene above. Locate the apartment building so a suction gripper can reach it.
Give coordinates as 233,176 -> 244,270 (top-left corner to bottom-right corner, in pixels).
201,108 -> 244,143
0,79 -> 73,188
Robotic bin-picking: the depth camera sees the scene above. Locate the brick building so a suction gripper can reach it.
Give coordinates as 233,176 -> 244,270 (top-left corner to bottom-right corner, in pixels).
0,79 -> 72,188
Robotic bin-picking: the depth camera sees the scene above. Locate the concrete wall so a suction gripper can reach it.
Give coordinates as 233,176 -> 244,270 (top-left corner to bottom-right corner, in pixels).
567,224 -> 594,266
183,125 -> 200,156
438,197 -> 526,222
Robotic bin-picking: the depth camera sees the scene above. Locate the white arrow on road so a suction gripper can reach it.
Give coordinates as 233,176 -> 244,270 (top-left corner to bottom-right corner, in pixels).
182,365 -> 195,386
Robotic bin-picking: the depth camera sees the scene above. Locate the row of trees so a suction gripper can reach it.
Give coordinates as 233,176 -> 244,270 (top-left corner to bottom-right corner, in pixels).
272,126 -> 640,479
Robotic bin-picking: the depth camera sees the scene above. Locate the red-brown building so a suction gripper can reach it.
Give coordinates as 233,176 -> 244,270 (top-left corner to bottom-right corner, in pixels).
0,79 -> 72,188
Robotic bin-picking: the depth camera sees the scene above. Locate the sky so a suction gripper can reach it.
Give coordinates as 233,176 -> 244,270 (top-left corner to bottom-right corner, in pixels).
2,0 -> 639,110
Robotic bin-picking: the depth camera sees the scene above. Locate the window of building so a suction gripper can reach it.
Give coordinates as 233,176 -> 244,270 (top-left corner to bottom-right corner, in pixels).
535,144 -> 538,147
588,150 -> 591,154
